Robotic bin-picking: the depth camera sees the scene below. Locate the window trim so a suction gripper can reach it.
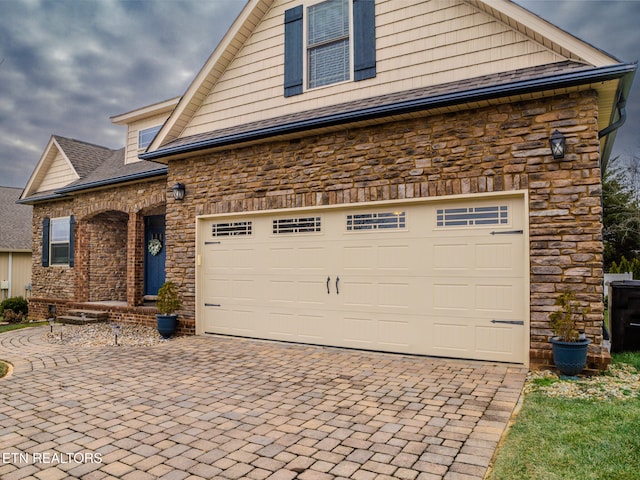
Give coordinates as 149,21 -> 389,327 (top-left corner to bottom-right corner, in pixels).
138,125 -> 162,150
46,216 -> 74,267
283,0 -> 375,97
304,0 -> 353,91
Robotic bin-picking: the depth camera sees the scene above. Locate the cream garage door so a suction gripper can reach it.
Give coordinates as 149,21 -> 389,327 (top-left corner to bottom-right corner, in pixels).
198,196 -> 527,363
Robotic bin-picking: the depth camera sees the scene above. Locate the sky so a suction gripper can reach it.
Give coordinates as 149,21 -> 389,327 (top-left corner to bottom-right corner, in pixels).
1,0 -> 639,189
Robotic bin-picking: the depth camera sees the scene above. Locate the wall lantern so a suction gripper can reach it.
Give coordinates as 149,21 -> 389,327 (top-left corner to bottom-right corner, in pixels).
172,183 -> 186,200
549,130 -> 566,160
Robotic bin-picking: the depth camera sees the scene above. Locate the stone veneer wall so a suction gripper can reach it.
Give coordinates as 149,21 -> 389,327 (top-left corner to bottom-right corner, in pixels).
166,90 -> 606,367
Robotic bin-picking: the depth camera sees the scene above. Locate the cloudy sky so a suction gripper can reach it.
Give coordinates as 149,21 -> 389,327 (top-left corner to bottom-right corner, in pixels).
1,0 -> 639,189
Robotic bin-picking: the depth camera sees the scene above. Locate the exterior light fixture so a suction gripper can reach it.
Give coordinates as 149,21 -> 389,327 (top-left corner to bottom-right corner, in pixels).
549,130 -> 566,160
172,183 -> 186,200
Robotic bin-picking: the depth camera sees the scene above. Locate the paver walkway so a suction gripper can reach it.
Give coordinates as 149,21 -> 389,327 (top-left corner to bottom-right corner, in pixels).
0,326 -> 527,480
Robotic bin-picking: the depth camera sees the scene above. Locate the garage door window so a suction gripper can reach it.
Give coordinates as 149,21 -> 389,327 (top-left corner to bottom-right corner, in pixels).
437,206 -> 508,227
273,217 -> 322,234
346,211 -> 406,231
211,221 -> 252,236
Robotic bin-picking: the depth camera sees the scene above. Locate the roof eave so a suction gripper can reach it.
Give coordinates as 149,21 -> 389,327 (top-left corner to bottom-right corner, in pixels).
141,62 -> 637,162
55,167 -> 168,194
18,167 -> 168,204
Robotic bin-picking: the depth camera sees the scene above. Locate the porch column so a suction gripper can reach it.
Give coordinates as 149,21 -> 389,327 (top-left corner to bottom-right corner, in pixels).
127,212 -> 144,306
74,220 -> 89,302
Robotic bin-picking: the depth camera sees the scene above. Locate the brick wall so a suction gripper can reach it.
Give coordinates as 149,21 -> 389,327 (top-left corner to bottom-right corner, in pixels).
166,90 -> 605,366
30,178 -> 167,322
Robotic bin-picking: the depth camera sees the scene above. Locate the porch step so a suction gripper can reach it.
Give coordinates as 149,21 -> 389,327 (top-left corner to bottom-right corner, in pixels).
58,309 -> 109,325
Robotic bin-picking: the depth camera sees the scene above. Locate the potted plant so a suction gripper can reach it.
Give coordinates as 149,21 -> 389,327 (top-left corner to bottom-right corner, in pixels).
156,281 -> 181,338
549,292 -> 591,376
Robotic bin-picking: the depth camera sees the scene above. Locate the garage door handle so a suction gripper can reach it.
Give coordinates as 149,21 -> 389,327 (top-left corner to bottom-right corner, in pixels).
491,319 -> 524,325
327,276 -> 331,294
336,276 -> 340,295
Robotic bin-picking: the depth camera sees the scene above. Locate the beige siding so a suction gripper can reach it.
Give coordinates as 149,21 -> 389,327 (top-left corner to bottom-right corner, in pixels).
124,112 -> 172,164
35,149 -> 78,193
0,252 -> 32,299
181,0 -> 564,138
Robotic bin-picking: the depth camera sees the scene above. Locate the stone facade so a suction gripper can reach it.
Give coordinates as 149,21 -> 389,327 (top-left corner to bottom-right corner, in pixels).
166,90 -> 606,367
28,90 -> 607,367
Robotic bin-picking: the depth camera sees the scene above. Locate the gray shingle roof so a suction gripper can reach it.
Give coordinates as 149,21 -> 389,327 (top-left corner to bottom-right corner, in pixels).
53,136 -> 115,177
20,137 -> 167,203
0,186 -> 32,250
154,61 -> 595,153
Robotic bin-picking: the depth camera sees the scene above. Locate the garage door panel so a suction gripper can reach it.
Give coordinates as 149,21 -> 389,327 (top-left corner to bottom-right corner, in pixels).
475,284 -> 519,313
199,196 -> 527,364
475,324 -> 521,361
432,322 -> 472,352
433,283 -> 472,311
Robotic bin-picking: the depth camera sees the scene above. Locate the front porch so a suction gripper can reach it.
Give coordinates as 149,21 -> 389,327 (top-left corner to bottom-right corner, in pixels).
27,298 -> 193,335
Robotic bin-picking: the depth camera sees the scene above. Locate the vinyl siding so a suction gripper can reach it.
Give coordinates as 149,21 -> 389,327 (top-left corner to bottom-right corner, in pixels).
0,252 -> 32,298
35,150 -> 78,193
124,112 -> 172,164
180,0 -> 563,138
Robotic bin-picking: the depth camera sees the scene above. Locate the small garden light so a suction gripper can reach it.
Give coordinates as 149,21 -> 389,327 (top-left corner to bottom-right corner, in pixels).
48,318 -> 55,333
112,324 -> 121,346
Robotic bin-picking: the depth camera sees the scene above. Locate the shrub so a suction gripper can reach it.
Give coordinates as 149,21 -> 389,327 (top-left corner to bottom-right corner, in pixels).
0,296 -> 28,317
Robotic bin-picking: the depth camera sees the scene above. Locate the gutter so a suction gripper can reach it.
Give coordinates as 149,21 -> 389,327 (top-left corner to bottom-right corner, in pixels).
53,167 -> 167,194
597,65 -> 636,165
141,62 -> 637,162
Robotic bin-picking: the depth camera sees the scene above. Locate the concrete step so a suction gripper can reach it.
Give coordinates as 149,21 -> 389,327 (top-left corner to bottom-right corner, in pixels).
58,309 -> 108,325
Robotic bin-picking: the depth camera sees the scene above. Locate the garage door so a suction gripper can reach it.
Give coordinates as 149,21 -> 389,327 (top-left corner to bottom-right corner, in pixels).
197,196 -> 527,363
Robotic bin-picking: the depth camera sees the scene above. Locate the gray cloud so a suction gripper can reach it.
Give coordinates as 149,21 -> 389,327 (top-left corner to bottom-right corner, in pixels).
1,0 -> 639,189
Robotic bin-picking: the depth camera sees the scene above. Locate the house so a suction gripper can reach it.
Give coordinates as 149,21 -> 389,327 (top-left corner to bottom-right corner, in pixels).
0,186 -> 32,301
20,0 -> 636,369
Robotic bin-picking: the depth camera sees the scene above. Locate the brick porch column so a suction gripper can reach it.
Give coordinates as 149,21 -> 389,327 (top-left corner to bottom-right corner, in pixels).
74,220 -> 89,302
127,212 -> 145,306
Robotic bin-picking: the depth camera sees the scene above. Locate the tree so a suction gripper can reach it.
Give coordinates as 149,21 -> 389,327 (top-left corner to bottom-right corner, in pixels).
602,156 -> 640,270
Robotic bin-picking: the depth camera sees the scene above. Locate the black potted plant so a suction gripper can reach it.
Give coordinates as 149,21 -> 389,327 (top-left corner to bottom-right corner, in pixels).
549,292 -> 591,376
156,281 -> 181,338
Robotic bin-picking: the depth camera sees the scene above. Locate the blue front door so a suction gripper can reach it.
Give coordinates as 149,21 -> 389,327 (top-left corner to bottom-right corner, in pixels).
144,215 -> 166,296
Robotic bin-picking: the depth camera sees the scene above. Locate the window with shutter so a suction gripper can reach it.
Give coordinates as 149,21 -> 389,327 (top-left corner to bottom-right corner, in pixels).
283,0 -> 375,96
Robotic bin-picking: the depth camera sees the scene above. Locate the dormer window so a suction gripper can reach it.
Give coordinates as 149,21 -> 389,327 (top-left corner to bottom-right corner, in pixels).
138,125 -> 162,150
284,0 -> 376,97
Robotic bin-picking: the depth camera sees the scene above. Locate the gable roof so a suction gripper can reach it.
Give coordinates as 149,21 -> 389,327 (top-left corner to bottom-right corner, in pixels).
144,0 -> 635,165
0,186 -> 32,251
19,136 -> 166,204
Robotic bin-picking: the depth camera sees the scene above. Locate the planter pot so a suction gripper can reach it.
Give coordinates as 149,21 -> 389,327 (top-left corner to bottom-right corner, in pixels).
156,314 -> 178,339
550,337 -> 591,376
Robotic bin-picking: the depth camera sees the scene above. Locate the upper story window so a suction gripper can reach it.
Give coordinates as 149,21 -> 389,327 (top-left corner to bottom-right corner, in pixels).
284,0 -> 376,97
307,0 -> 350,89
138,125 -> 162,150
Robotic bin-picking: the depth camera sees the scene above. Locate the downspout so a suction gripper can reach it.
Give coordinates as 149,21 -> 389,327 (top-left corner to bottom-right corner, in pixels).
598,98 -> 627,139
8,252 -> 12,298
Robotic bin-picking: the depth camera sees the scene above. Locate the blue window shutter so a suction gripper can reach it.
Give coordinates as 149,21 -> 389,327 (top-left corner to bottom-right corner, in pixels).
284,6 -> 303,97
353,0 -> 376,81
42,217 -> 50,267
69,215 -> 75,267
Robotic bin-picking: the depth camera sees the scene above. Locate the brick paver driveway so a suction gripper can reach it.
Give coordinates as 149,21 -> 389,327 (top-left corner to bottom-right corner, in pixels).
0,326 -> 526,480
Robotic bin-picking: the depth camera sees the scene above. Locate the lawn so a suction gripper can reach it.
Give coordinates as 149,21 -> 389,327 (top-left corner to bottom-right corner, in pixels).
488,352 -> 640,480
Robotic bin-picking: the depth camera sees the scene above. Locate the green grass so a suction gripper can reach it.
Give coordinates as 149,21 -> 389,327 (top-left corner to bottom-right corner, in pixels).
488,352 -> 640,480
0,321 -> 46,334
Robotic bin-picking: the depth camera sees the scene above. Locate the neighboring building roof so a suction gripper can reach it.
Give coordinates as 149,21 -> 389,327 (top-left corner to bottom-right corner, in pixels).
19,136 -> 167,204
0,186 -> 32,251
